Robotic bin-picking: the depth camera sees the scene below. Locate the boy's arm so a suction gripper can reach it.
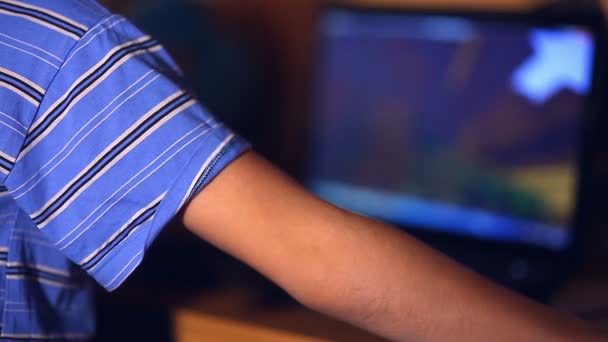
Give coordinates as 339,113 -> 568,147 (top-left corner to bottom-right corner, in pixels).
182,151 -> 603,342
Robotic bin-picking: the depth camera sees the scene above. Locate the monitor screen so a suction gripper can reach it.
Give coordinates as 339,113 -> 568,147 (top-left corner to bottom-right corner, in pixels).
306,9 -> 597,250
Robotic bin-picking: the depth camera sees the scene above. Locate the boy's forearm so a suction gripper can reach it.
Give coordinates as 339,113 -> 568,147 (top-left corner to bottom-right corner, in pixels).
300,210 -> 603,341
183,152 -> 603,341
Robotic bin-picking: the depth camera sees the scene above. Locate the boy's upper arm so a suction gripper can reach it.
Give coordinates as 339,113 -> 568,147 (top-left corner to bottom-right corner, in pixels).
182,151 -> 347,299
5,14 -> 249,291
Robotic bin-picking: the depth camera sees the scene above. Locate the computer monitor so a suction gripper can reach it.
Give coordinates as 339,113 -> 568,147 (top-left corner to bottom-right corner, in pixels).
303,6 -> 606,296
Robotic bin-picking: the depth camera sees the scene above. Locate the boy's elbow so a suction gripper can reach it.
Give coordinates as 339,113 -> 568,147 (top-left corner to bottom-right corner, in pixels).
286,268 -> 389,329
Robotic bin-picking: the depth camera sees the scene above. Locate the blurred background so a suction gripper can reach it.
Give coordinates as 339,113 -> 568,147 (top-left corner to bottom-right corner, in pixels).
94,0 -> 608,341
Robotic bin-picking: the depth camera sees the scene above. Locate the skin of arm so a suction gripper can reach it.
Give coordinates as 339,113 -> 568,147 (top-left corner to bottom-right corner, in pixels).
182,151 -> 605,342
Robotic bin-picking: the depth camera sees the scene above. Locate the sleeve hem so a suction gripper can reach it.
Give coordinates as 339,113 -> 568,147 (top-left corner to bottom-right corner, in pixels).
90,127 -> 250,291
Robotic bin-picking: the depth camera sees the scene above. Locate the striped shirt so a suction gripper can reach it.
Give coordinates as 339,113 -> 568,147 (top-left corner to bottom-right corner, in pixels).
0,0 -> 248,339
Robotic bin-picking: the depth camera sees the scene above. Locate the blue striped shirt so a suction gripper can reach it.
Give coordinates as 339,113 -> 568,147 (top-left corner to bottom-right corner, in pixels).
0,0 -> 249,339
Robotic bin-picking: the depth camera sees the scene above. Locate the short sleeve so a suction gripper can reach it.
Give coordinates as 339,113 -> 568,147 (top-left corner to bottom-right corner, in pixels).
4,15 -> 250,291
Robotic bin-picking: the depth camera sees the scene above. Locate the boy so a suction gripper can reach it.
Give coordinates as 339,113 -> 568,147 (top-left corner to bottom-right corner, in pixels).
0,0 -> 603,340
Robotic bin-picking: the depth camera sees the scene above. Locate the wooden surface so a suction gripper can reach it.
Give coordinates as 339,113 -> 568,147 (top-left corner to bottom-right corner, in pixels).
172,288 -> 385,342
174,310 -> 326,342
172,276 -> 608,342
